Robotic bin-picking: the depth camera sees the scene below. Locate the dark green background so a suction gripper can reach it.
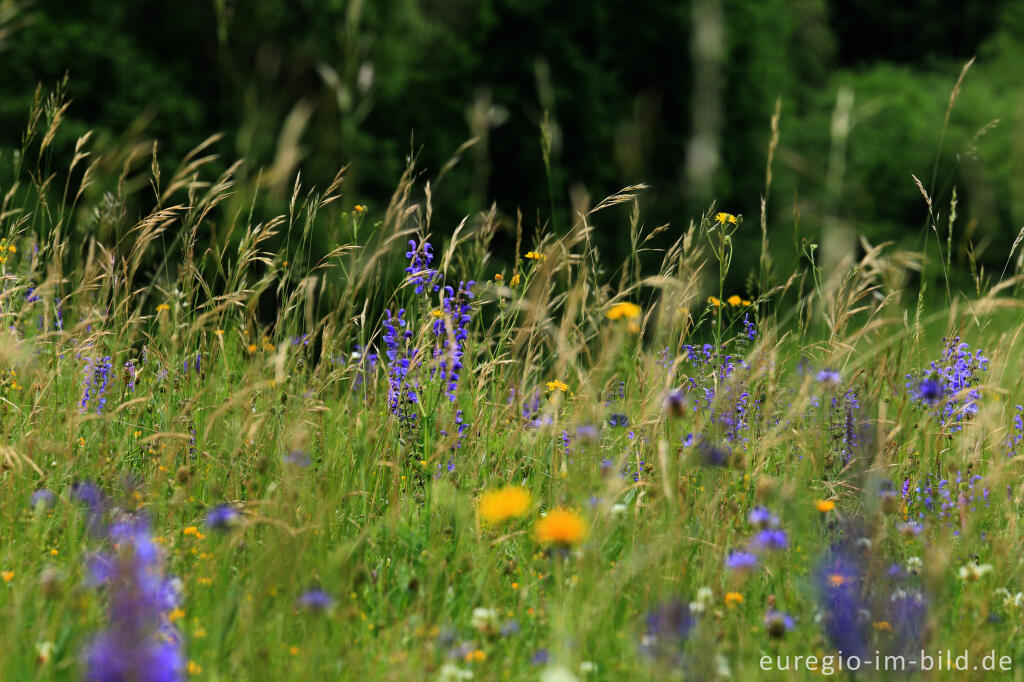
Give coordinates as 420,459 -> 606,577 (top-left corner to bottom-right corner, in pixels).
2,0 -> 1022,291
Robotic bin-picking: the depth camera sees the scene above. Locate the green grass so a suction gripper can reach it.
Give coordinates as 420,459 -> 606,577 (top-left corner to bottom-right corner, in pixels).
3,88 -> 1024,682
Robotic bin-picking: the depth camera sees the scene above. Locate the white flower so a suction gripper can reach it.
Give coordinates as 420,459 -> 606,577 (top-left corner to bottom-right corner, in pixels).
540,665 -> 579,682
905,556 -> 922,574
471,607 -> 500,632
437,663 -> 474,682
714,653 -> 732,679
579,661 -> 597,675
958,563 -> 993,582
611,503 -> 627,516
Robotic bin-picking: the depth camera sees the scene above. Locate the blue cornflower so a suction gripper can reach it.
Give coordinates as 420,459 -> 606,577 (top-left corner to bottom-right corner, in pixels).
816,549 -> 868,658
608,413 -> 630,428
296,588 -> 334,613
640,601 -> 696,664
747,506 -> 779,529
752,529 -> 788,552
696,438 -> 730,467
283,450 -> 311,467
764,609 -> 794,638
725,551 -> 758,571
30,488 -> 56,510
205,504 -> 239,531
817,368 -> 841,384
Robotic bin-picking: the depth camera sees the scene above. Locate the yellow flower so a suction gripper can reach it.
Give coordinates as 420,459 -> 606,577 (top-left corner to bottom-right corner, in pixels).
465,650 -> 487,662
478,487 -> 532,525
354,204 -> 367,213
715,212 -> 738,225
168,607 -> 185,622
2,571 -> 13,582
188,661 -> 203,675
289,646 -> 299,656
494,273 -> 503,281
430,309 -> 444,318
726,295 -> 742,307
724,592 -> 744,606
873,621 -> 893,632
707,296 -> 722,307
510,273 -> 521,287
183,526 -> 205,539
546,380 -> 568,393
246,343 -> 257,354
524,251 -> 546,262
741,299 -> 752,306
156,304 -> 170,312
214,329 -> 224,337
827,574 -> 846,587
815,500 -> 836,513
606,302 -> 642,320
534,508 -> 586,545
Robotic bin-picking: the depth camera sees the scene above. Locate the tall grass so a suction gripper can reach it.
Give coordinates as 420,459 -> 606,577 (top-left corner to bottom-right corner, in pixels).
2,84 -> 1024,681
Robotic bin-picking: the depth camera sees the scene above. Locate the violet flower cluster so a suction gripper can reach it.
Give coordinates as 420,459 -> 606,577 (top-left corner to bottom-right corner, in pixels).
906,337 -> 988,429
84,515 -> 184,682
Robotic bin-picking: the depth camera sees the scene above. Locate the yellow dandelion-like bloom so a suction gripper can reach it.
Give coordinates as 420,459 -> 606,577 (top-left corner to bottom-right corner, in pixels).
430,309 -> 444,318
156,304 -> 170,312
478,487 -> 532,525
188,661 -> 203,675
168,607 -> 185,623
546,380 -> 569,393
246,343 -> 257,354
214,329 -> 224,337
724,592 -> 744,606
726,295 -> 743,307
494,273 -> 504,281
2,571 -> 13,582
815,500 -> 836,513
827,574 -> 846,587
534,508 -> 586,545
354,204 -> 367,213
741,299 -> 752,307
873,621 -> 893,632
524,251 -> 547,261
510,273 -> 521,287
708,296 -> 722,307
606,302 -> 642,320
715,212 -> 738,225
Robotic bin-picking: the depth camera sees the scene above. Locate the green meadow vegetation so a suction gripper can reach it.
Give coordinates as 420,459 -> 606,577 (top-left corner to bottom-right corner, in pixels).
4,72 -> 1024,682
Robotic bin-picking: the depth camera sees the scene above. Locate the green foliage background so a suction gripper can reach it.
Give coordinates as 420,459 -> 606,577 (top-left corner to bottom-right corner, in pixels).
1,0 -> 1022,291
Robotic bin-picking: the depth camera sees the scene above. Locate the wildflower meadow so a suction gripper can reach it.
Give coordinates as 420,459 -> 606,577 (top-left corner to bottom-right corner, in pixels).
5,79 -> 1024,682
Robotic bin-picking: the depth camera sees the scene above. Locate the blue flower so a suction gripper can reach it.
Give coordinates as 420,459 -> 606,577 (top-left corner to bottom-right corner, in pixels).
283,450 -> 311,467
817,368 -> 841,384
725,551 -> 758,571
296,588 -> 334,613
205,504 -> 239,531
752,529 -> 788,552
608,413 -> 630,428
747,506 -> 779,529
30,488 -> 56,510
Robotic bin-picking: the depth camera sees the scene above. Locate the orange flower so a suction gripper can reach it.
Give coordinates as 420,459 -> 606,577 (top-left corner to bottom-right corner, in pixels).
708,296 -> 721,307
815,500 -> 836,513
606,302 -> 642,320
534,508 -> 586,545
724,591 -> 744,606
478,487 -> 532,525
